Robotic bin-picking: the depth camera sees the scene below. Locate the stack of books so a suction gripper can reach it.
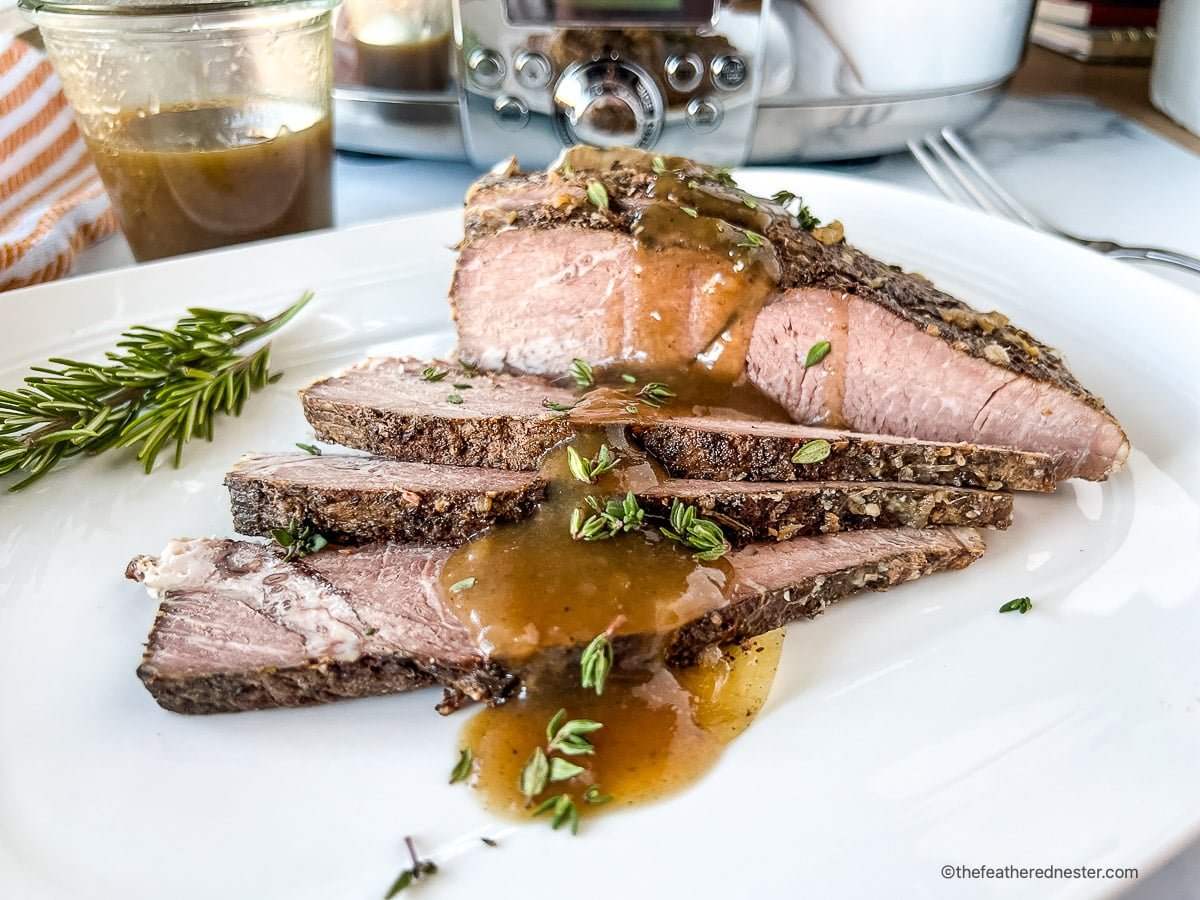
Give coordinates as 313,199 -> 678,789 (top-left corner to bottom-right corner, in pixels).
1031,0 -> 1159,62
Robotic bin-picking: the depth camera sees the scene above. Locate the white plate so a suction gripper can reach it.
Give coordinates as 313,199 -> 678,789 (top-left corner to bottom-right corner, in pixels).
2,170 -> 1199,900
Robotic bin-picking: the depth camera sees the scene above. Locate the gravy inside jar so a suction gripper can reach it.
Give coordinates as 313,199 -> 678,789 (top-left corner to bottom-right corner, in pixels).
85,102 -> 333,261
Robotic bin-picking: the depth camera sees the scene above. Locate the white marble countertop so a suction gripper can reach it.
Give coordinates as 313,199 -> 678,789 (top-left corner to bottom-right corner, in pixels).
70,93 -> 1200,898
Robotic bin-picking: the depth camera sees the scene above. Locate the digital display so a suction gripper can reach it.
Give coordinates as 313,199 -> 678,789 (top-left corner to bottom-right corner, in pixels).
505,0 -> 717,27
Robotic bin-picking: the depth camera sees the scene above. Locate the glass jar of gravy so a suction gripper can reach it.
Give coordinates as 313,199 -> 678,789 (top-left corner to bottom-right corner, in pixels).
19,0 -> 338,262
345,0 -> 452,92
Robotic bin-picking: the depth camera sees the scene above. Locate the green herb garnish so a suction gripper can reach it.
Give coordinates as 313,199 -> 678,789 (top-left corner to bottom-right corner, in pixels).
791,439 -> 831,465
580,633 -> 613,695
532,794 -> 580,834
660,500 -> 730,561
449,747 -> 473,784
568,358 -> 594,390
620,373 -> 637,383
0,292 -> 311,491
458,358 -> 478,375
546,709 -> 603,756
999,596 -> 1033,615
770,190 -> 821,230
571,491 -> 645,541
651,155 -> 668,175
452,382 -> 472,390
583,784 -> 613,805
680,206 -> 699,218
446,394 -> 464,405
420,367 -> 448,382
567,444 -> 617,484
636,381 -> 675,408
586,181 -> 609,210
383,837 -> 437,898
737,229 -> 764,249
542,398 -> 577,414
271,517 -> 329,562
549,757 -> 585,782
742,196 -> 758,209
520,746 -> 550,799
449,576 -> 476,593
804,341 -> 831,368
295,442 -> 321,455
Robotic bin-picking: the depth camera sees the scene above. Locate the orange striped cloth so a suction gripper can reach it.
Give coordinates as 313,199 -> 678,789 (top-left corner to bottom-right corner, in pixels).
0,35 -> 117,292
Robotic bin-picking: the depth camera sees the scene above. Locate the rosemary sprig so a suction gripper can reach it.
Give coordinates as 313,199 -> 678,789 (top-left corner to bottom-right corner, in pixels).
580,633 -> 613,695
566,444 -> 617,484
0,292 -> 311,491
270,517 -> 329,563
660,499 -> 730,561
569,358 -> 594,389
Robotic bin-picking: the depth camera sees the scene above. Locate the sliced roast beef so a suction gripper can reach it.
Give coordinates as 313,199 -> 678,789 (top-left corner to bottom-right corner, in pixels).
631,416 -> 1055,492
226,452 -> 547,544
225,451 -> 1012,545
449,148 -> 1128,481
301,357 -> 577,470
299,358 -> 1053,491
129,527 -> 985,714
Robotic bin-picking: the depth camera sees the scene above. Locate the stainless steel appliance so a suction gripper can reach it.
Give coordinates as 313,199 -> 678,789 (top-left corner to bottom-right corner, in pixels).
333,0 -> 1036,165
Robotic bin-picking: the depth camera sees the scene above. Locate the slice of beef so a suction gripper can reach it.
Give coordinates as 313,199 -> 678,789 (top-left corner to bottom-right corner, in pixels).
299,358 -> 1054,491
129,527 -> 985,714
226,452 -> 547,544
128,538 -> 512,715
227,451 -> 1012,546
449,148 -> 1128,481
301,357 -> 577,470
631,416 -> 1055,492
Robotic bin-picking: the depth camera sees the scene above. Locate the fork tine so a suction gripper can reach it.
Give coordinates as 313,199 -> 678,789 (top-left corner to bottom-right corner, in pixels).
906,138 -> 979,209
940,128 -> 1049,232
922,132 -> 1009,217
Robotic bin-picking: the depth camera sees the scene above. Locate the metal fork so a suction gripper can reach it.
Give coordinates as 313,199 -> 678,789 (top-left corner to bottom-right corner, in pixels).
909,127 -> 1200,276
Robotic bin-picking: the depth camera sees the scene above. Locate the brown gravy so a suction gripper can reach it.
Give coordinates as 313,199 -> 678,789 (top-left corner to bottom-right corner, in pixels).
85,103 -> 333,261
443,412 -> 787,828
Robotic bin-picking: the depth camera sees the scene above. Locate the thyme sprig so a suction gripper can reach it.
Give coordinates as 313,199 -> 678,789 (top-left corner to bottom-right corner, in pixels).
0,292 -> 311,491
635,382 -> 675,408
580,633 -> 613,695
383,836 -> 438,898
270,517 -> 329,562
570,491 -> 645,541
532,794 -> 580,834
546,709 -> 603,756
661,499 -> 731,561
566,444 -> 617,484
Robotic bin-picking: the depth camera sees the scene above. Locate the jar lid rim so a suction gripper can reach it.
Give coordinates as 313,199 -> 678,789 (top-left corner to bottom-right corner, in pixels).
19,0 -> 337,19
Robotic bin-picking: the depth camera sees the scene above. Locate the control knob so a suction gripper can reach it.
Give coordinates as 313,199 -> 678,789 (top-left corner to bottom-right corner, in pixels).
552,60 -> 663,149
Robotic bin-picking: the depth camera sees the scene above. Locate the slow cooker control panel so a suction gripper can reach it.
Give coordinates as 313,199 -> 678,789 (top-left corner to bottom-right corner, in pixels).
453,0 -> 765,168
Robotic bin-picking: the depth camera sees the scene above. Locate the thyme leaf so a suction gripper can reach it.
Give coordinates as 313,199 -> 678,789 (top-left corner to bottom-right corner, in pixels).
804,340 -> 831,368
999,596 -> 1033,614
445,394 -> 464,405
295,442 -> 321,455
449,577 -> 476,593
586,181 -> 609,210
420,367 -> 448,382
383,837 -> 437,898
520,746 -> 550,799
737,229 -> 764,249
584,784 -> 614,805
568,358 -> 594,390
449,747 -> 473,784
791,439 -> 831,465
270,517 -> 329,562
549,757 -> 585,782
770,190 -> 821,230
532,794 -> 580,834
542,398 -> 577,414
652,155 -> 668,175
580,633 -> 613,695
680,206 -> 699,218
